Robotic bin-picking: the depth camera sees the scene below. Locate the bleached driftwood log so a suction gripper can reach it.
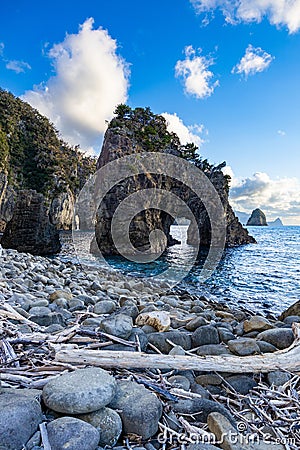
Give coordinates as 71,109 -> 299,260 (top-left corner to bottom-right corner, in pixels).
55,324 -> 300,374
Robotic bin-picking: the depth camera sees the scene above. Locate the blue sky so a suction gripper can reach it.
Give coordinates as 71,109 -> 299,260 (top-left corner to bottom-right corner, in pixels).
1,0 -> 300,223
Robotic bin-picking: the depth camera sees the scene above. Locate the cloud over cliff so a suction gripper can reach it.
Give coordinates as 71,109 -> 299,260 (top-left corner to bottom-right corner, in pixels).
161,112 -> 207,147
23,18 -> 130,154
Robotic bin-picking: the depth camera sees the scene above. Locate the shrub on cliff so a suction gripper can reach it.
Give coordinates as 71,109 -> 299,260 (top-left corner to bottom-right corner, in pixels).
0,88 -> 96,197
111,104 -> 217,175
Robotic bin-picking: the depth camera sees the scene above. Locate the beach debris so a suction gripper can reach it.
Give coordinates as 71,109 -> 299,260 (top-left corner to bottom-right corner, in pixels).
136,310 -> 171,332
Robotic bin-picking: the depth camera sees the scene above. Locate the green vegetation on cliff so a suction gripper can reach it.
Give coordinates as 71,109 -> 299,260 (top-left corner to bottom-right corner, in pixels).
111,104 -> 218,173
0,88 -> 96,196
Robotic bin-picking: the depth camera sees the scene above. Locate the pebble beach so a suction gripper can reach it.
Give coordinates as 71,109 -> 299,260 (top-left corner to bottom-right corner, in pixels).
1,245 -> 300,450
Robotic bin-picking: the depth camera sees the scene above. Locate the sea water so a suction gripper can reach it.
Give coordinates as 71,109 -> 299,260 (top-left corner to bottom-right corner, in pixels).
61,225 -> 300,315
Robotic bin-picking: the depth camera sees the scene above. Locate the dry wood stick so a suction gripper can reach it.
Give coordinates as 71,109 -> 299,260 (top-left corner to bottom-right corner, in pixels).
39,422 -> 52,450
55,340 -> 300,373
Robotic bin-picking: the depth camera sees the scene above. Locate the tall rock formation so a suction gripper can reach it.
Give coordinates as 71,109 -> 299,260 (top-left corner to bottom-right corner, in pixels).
1,190 -> 61,255
247,209 -> 268,226
92,106 -> 255,255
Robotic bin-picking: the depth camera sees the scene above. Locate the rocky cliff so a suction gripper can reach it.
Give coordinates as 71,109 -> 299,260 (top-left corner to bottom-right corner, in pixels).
247,209 -> 268,226
0,89 -> 96,231
1,190 -> 61,255
92,106 -> 255,255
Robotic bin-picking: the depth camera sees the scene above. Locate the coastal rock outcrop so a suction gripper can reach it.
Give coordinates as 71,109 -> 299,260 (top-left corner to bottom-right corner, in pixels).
92,106 -> 255,255
269,217 -> 284,227
247,208 -> 268,226
1,189 -> 61,255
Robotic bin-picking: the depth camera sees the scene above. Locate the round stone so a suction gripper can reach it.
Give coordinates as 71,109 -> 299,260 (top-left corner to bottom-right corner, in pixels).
47,417 -> 99,450
109,380 -> 162,439
43,368 -> 116,414
94,300 -> 116,314
0,393 -> 43,450
77,407 -> 122,447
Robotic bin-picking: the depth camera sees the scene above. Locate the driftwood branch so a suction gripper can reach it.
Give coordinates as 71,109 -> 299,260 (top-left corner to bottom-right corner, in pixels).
39,422 -> 52,450
55,340 -> 300,374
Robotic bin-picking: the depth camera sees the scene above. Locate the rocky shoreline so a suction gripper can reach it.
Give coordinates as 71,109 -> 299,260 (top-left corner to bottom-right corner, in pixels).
1,246 -> 300,450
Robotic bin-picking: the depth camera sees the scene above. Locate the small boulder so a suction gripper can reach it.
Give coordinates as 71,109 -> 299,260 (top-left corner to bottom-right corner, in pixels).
257,341 -> 278,353
283,315 -> 300,324
279,300 -> 300,321
197,344 -> 230,356
50,290 -> 73,302
227,338 -> 260,356
244,316 -> 273,333
43,367 -> 116,414
207,412 -> 239,450
169,345 -> 186,355
171,398 -> 235,425
119,302 -> 140,319
0,393 -> 43,450
185,316 -> 208,331
192,325 -> 220,347
168,375 -> 191,391
148,331 -> 191,353
267,371 -> 292,387
109,380 -> 162,439
30,312 -> 64,327
47,417 -> 99,450
94,300 -> 116,314
28,306 -> 51,316
99,314 -> 133,339
226,375 -> 257,395
217,327 -> 236,343
77,407 -> 122,447
257,328 -> 294,349
195,374 -> 222,386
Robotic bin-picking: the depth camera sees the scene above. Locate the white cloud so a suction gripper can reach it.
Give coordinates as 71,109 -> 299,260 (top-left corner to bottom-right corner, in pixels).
278,129 -> 286,136
190,0 -> 300,33
222,164 -> 236,182
6,60 -> 31,73
232,45 -> 274,77
229,171 -> 300,224
161,112 -> 207,147
175,46 -> 219,99
0,43 -> 4,56
23,18 -> 130,153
